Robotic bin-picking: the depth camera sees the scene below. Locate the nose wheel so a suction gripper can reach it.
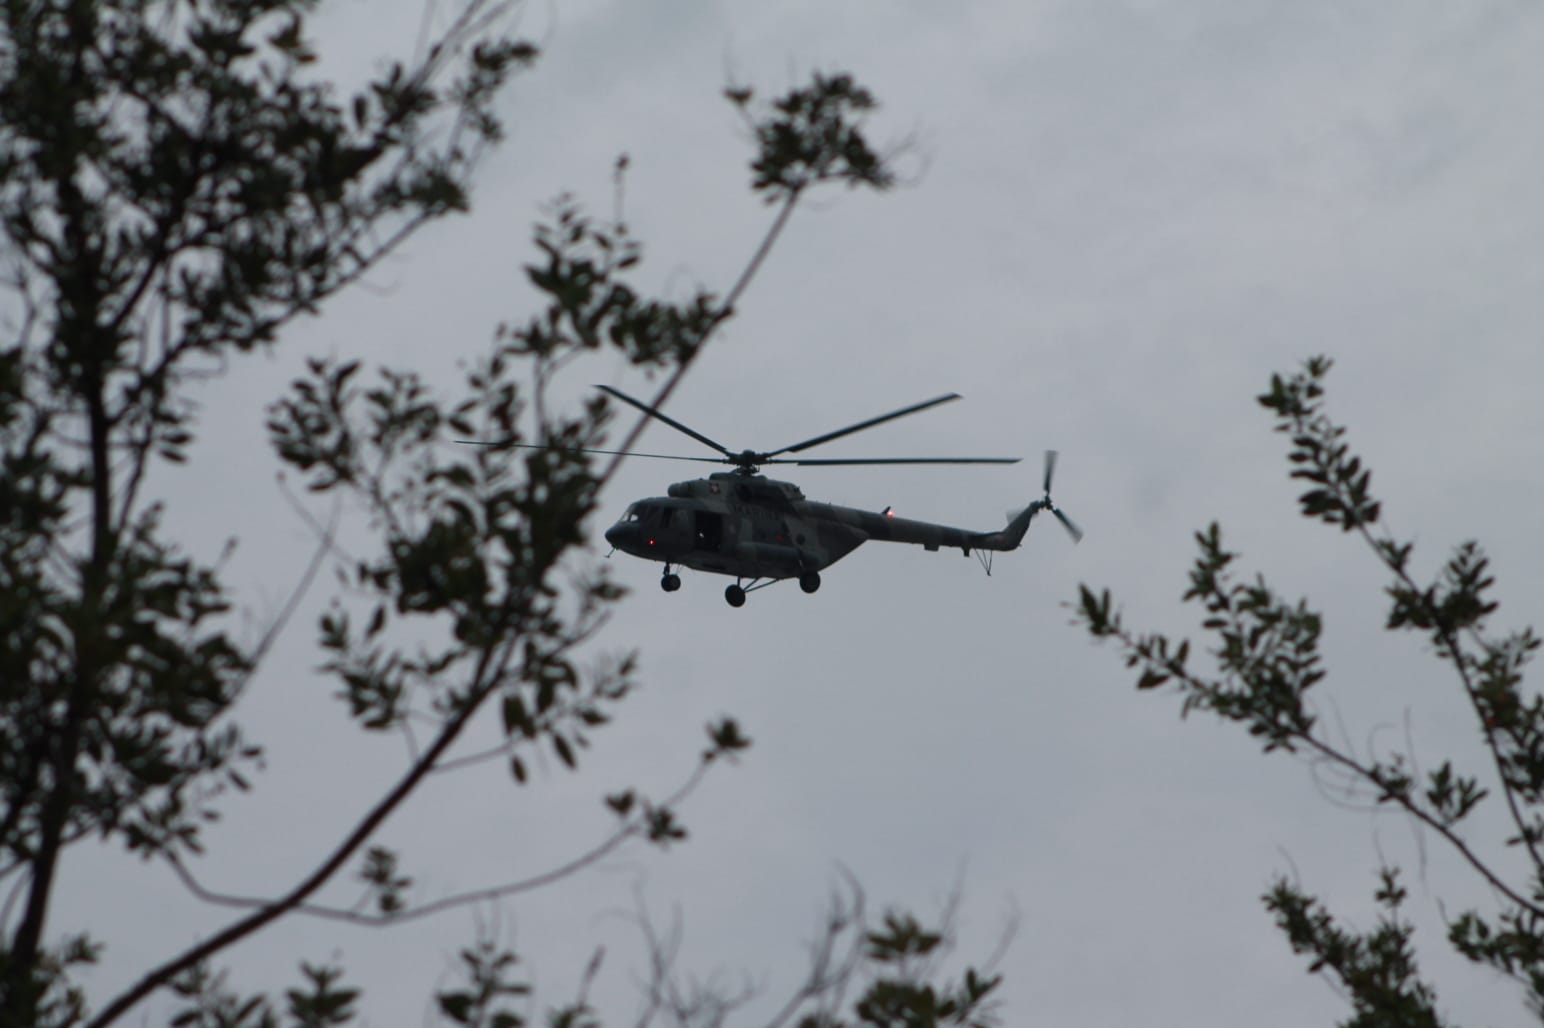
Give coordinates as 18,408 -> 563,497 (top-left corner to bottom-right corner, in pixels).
661,567 -> 681,592
798,572 -> 821,594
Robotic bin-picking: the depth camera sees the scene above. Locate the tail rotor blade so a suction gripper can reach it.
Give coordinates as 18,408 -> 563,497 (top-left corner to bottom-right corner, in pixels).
1051,506 -> 1083,544
1038,450 -> 1081,543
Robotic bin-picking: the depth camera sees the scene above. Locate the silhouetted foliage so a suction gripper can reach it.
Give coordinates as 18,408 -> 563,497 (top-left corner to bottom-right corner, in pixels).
1078,357 -> 1544,1025
0,2 -> 1004,1024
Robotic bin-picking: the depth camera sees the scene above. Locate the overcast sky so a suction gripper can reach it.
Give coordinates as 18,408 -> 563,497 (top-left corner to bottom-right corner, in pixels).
51,1 -> 1544,1025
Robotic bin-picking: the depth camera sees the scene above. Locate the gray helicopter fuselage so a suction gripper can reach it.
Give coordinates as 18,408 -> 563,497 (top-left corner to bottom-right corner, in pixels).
603,471 -> 1027,582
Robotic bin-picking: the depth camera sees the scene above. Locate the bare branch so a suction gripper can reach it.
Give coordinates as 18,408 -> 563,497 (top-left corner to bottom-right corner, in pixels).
159,748 -> 718,929
599,190 -> 800,490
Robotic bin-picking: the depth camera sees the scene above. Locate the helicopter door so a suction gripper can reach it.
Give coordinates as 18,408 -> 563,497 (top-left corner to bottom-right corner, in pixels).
693,510 -> 723,551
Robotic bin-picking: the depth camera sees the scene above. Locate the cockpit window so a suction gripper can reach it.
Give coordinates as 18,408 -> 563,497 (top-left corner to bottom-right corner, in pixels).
626,503 -> 666,524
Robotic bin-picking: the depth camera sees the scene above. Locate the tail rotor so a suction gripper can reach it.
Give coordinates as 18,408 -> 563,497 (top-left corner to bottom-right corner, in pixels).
1040,449 -> 1083,543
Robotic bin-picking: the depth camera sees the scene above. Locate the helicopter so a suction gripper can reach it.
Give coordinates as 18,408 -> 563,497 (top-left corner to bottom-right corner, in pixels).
466,386 -> 1082,607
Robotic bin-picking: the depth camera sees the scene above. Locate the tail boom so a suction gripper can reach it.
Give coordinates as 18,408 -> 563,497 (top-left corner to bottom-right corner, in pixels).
803,501 -> 1042,555
975,501 -> 1043,552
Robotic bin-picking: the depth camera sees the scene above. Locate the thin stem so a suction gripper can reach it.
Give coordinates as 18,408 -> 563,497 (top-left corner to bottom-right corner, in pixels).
230,494 -> 341,698
86,622 -> 520,1027
598,188 -> 801,488
1121,629 -> 1544,918
1355,520 -> 1544,876
160,756 -> 715,928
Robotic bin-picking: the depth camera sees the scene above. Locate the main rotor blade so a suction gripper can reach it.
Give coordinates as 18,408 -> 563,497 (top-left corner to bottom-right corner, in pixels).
456,439 -> 727,464
767,393 -> 963,457
768,456 -> 1021,466
1043,449 -> 1059,495
595,384 -> 733,457
1052,506 -> 1083,543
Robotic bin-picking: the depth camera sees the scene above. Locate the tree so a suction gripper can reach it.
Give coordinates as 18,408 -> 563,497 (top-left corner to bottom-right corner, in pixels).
0,1 -> 1006,1024
1077,356 -> 1544,1026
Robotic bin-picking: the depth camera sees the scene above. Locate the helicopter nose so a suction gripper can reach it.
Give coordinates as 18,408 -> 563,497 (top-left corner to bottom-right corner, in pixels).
605,521 -> 637,549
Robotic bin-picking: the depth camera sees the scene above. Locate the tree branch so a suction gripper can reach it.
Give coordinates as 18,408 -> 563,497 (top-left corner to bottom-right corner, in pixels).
85,620 -> 522,1027
1110,625 -> 1544,918
159,752 -> 716,928
599,188 -> 801,488
1353,519 -> 1544,876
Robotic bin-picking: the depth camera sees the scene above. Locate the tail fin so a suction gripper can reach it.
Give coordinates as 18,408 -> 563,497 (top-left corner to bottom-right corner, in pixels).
996,502 -> 1044,550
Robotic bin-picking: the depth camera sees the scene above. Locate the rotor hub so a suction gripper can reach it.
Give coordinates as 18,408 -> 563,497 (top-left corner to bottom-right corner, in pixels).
732,449 -> 765,471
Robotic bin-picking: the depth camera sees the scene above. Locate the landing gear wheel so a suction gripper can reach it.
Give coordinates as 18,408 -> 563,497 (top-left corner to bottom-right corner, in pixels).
798,572 -> 821,594
661,573 -> 681,592
725,584 -> 746,608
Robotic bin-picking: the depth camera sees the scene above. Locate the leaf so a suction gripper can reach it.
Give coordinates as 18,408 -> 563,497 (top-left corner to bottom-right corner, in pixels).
438,992 -> 474,1024
501,694 -> 530,737
605,790 -> 635,816
553,733 -> 575,769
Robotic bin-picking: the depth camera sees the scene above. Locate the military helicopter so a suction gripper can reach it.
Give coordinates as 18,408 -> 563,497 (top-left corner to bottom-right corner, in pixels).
468,386 -> 1081,607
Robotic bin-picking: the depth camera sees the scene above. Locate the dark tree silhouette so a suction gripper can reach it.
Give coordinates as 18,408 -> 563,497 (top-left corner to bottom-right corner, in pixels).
0,3 -> 1007,1024
1078,357 -> 1543,1026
